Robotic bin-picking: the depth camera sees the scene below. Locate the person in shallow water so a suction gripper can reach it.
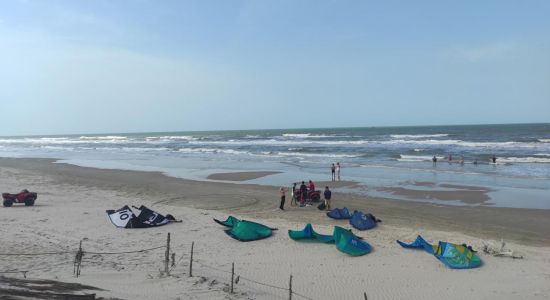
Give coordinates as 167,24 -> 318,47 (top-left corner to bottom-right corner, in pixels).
336,162 -> 341,181
492,155 -> 497,164
432,155 -> 437,165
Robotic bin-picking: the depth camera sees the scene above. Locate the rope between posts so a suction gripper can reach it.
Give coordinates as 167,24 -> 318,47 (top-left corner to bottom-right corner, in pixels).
194,260 -> 232,274
0,246 -> 165,257
293,291 -> 316,300
84,245 -> 166,255
193,259 -> 312,297
238,275 -> 288,291
0,251 -> 73,256
168,253 -> 187,273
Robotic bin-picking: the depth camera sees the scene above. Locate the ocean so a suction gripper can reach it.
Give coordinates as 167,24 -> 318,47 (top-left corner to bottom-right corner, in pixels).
1,123 -> 549,209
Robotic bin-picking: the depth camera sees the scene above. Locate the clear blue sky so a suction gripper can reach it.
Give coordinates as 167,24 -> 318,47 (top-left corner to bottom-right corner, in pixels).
1,0 -> 549,135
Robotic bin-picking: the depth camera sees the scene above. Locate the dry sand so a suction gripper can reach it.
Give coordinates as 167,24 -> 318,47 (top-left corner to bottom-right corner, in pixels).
1,157 -> 549,299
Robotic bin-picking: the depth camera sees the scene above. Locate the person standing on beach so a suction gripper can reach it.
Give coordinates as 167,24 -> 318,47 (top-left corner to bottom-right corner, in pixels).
336,162 -> 341,181
432,155 -> 437,166
331,163 -> 336,181
291,182 -> 297,206
299,181 -> 307,206
324,186 -> 332,210
448,154 -> 453,164
492,154 -> 497,164
279,187 -> 287,210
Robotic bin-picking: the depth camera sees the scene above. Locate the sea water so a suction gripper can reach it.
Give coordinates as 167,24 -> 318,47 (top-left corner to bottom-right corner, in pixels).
1,123 -> 549,208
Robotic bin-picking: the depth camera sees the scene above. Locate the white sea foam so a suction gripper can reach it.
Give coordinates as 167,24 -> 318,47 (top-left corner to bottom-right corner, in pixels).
177,148 -> 249,155
281,133 -> 355,139
40,146 -> 74,151
390,134 -> 448,139
413,148 -> 426,152
145,136 -> 196,141
277,152 -> 358,158
538,139 -> 550,143
381,139 -> 544,148
498,157 -> 550,163
534,153 -> 550,157
0,138 -> 82,145
79,136 -> 128,140
397,155 -> 444,162
189,139 -> 369,146
282,133 -> 312,138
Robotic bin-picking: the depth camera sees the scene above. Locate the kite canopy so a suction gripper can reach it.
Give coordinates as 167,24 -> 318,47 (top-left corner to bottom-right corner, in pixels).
326,207 -> 352,219
214,216 -> 240,228
333,226 -> 372,256
349,211 -> 378,231
288,224 -> 335,243
106,205 -> 171,228
397,235 -> 482,269
224,220 -> 274,242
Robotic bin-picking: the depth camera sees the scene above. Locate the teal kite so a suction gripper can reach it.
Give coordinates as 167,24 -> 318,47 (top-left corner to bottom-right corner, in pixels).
333,226 -> 372,256
397,235 -> 482,269
215,216 -> 276,242
288,224 -> 335,243
214,216 -> 240,227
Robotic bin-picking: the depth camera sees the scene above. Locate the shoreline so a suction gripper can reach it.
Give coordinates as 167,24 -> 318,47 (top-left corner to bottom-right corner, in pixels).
1,157 -> 549,246
207,171 -> 282,181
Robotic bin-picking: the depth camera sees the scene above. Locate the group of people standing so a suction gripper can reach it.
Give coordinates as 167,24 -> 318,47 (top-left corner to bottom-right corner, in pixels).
331,162 -> 341,181
279,180 -> 332,211
432,154 -> 497,166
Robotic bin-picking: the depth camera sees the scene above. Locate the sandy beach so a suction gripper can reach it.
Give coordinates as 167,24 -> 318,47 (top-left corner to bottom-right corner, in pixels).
1,157 -> 550,299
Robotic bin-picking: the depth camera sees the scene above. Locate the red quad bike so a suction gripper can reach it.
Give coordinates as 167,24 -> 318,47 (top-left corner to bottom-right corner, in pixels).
2,189 -> 37,207
295,189 -> 321,203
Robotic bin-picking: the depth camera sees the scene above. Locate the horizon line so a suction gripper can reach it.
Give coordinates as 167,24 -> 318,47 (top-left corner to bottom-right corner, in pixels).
1,121 -> 549,138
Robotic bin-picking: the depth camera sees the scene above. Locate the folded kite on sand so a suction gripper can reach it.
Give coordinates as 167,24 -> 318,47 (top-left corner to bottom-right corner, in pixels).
215,216 -> 277,242
288,224 -> 372,256
333,226 -> 372,256
106,205 -> 179,228
213,216 -> 240,228
326,207 -> 352,219
288,224 -> 335,243
349,211 -> 381,231
397,235 -> 482,269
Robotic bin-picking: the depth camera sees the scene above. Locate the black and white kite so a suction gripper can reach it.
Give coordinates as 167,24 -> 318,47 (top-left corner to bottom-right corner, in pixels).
106,205 -> 173,228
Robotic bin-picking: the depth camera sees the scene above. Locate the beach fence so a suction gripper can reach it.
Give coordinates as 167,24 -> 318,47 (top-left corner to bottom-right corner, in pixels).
0,233 -> 370,300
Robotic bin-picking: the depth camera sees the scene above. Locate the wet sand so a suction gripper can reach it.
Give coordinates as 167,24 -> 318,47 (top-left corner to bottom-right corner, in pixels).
207,171 -> 281,181
1,157 -> 549,246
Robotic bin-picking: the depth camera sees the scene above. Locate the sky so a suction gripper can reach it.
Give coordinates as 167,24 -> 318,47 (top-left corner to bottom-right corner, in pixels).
0,0 -> 549,136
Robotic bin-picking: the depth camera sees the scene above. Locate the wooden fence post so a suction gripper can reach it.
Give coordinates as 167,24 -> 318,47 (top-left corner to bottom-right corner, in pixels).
231,262 -> 234,293
364,292 -> 368,300
289,274 -> 292,300
189,242 -> 194,277
164,233 -> 170,275
74,240 -> 83,278
171,253 -> 175,267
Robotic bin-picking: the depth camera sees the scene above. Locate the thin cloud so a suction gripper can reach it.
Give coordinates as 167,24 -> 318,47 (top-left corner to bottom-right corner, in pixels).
448,41 -> 521,62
